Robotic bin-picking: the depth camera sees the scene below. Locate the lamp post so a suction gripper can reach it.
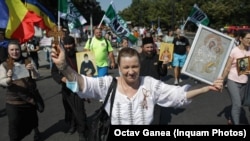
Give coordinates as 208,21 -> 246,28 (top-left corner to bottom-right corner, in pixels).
85,0 -> 99,37
138,0 -> 141,26
90,13 -> 93,37
172,0 -> 175,30
158,16 -> 160,28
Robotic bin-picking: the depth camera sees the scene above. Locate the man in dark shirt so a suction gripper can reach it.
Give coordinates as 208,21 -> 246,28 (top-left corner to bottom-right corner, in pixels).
51,36 -> 87,141
172,28 -> 190,85
26,37 -> 40,69
139,37 -> 168,80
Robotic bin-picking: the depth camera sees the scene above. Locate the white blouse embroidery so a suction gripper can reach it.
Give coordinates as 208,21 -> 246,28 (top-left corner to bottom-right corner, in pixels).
78,75 -> 191,125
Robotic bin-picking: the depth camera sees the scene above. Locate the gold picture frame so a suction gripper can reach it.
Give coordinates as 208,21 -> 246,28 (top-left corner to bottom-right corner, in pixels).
159,42 -> 174,62
236,56 -> 250,75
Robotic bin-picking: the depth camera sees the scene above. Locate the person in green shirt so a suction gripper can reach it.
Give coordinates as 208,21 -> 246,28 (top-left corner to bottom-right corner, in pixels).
84,27 -> 116,77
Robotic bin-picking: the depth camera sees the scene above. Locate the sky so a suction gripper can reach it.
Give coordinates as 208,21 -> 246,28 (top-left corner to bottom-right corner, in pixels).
96,0 -> 132,12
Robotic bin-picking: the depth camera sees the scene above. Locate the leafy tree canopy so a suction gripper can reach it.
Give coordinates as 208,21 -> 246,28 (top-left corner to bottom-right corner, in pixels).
34,0 -> 250,32
119,0 -> 250,31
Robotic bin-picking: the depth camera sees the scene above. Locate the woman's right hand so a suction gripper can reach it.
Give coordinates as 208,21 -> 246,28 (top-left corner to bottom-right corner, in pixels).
51,44 -> 67,70
7,69 -> 12,78
6,69 -> 12,84
208,77 -> 224,92
61,77 -> 67,83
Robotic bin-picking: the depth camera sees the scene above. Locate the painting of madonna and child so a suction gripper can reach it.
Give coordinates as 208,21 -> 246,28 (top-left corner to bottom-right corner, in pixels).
182,25 -> 235,85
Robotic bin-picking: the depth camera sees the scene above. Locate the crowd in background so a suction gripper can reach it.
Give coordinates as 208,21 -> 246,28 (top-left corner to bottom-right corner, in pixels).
0,23 -> 249,141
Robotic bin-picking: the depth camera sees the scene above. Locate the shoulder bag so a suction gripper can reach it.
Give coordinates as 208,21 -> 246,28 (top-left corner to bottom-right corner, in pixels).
86,77 -> 117,141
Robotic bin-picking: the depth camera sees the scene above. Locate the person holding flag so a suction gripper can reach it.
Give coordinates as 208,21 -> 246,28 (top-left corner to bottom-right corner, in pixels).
100,2 -> 138,46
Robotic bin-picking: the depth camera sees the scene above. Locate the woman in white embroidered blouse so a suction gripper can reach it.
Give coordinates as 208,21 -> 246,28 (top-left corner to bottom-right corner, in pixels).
51,46 -> 223,125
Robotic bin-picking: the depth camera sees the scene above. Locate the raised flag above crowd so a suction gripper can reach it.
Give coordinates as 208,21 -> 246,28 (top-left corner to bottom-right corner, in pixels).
0,0 -> 45,43
187,4 -> 210,26
58,0 -> 87,28
25,0 -> 57,31
101,2 -> 138,44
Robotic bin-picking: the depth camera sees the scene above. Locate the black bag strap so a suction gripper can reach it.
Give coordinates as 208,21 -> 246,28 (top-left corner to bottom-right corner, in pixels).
109,78 -> 117,116
101,77 -> 117,116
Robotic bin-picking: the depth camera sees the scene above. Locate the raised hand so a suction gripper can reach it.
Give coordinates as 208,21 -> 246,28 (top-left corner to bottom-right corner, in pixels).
6,69 -> 12,78
51,44 -> 67,71
209,77 -> 224,92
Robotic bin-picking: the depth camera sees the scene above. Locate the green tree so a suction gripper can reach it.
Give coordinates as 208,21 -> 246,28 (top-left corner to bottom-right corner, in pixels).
120,0 -> 250,31
28,0 -> 250,32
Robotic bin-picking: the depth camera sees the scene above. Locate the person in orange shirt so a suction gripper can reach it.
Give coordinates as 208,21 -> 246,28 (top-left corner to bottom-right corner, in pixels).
133,29 -> 139,46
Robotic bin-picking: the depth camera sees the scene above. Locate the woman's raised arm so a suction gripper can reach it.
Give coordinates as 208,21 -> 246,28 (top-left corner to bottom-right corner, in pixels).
51,44 -> 85,91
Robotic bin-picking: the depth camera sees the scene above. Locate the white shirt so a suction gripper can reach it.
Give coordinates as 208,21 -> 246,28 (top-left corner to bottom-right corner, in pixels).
39,36 -> 53,47
77,76 -> 191,125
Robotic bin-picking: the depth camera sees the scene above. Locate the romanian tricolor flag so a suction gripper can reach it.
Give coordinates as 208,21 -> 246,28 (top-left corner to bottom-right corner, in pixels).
25,0 -> 57,31
0,0 -> 44,43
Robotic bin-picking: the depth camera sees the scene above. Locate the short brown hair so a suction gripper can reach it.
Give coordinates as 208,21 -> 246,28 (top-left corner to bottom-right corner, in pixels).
117,47 -> 140,66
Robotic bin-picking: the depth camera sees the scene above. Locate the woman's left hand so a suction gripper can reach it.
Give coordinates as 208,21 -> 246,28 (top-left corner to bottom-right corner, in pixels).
26,63 -> 34,70
208,77 -> 224,92
245,70 -> 250,75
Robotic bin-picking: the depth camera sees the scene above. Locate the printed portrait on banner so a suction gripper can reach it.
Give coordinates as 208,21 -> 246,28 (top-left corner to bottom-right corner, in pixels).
76,51 -> 98,77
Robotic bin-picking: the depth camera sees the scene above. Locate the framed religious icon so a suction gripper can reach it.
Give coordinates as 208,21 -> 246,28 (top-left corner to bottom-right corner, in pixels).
76,51 -> 98,77
181,24 -> 235,85
236,56 -> 250,75
159,42 -> 174,62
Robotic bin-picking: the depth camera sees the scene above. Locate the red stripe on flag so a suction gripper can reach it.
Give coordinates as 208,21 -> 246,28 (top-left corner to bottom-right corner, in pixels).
11,11 -> 44,43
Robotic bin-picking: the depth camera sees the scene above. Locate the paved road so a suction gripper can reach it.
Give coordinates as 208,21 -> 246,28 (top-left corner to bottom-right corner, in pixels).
0,45 -> 250,141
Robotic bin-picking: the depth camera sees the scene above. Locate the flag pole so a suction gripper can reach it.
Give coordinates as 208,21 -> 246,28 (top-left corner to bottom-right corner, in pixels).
182,17 -> 189,30
57,0 -> 62,45
98,0 -> 113,28
58,0 -> 61,29
97,15 -> 105,28
90,14 -> 93,37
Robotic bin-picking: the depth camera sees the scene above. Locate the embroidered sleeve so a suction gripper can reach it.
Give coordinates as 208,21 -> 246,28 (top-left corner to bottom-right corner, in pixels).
76,75 -> 113,100
151,78 -> 192,108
